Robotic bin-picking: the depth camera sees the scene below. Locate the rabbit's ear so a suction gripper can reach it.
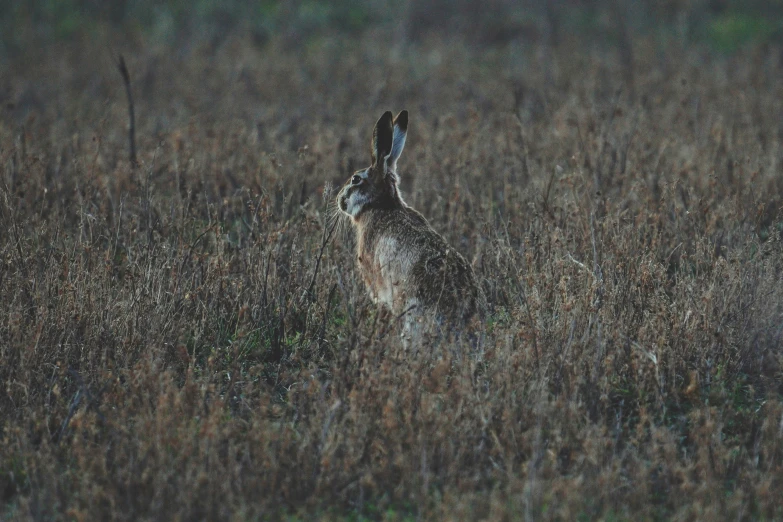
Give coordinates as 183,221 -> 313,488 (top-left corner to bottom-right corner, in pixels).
372,111 -> 394,168
388,110 -> 408,172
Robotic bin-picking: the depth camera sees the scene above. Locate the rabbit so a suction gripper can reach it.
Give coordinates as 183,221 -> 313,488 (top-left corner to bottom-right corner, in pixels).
336,110 -> 482,338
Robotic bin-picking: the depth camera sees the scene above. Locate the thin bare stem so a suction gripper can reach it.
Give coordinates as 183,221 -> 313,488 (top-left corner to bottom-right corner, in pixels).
117,55 -> 137,167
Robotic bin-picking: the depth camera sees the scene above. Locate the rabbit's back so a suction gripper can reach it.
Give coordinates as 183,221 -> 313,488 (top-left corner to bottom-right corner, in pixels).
410,240 -> 480,321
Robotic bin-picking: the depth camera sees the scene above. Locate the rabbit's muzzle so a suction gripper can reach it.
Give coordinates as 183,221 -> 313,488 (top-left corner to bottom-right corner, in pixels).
337,184 -> 355,214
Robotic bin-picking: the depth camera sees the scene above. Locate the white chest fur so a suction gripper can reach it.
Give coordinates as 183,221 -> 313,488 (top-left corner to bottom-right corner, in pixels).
360,236 -> 416,311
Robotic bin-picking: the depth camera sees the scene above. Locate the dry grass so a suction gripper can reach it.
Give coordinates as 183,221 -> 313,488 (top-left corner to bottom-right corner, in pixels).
2,29 -> 783,521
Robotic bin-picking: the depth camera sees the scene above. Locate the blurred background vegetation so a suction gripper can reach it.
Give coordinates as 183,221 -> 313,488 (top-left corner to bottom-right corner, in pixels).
3,0 -> 783,57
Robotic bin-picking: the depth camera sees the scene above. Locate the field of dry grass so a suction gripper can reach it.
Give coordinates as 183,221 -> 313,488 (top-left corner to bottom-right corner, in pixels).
2,21 -> 783,521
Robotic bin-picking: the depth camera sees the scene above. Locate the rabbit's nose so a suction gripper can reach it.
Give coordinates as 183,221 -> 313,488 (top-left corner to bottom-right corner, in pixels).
339,198 -> 347,212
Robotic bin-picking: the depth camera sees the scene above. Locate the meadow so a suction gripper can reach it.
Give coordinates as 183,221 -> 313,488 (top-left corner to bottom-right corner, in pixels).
2,6 -> 783,520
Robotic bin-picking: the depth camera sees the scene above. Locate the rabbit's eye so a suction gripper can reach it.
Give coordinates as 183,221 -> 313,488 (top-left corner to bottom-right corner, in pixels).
351,175 -> 362,185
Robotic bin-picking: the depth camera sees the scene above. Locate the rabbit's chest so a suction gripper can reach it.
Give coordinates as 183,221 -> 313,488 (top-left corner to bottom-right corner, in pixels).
358,236 -> 415,310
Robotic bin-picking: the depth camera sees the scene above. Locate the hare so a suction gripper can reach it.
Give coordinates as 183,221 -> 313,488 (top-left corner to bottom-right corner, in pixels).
337,110 -> 481,335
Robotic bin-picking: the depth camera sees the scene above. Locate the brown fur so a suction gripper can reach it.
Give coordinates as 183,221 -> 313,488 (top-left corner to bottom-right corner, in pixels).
337,111 -> 481,325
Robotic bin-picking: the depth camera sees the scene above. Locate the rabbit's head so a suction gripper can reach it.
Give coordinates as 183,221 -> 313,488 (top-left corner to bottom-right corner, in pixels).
338,110 -> 408,220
